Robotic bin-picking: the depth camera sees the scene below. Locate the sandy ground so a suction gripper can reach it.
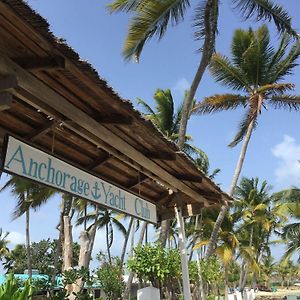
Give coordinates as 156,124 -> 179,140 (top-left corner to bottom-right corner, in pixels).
256,289 -> 300,297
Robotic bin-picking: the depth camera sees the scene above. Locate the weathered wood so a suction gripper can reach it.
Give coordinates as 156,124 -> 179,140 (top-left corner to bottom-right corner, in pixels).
0,74 -> 17,92
0,92 -> 13,111
87,155 -> 111,170
95,114 -> 133,125
175,173 -> 203,183
144,151 -> 176,161
14,56 -> 66,71
126,174 -> 148,189
158,203 -> 205,221
0,55 -> 211,205
26,120 -> 54,141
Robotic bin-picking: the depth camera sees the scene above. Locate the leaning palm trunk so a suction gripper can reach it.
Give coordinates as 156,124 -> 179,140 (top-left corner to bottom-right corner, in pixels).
125,221 -> 147,300
239,226 -> 254,291
159,219 -> 170,247
178,0 -> 218,148
25,209 -> 32,278
205,118 -> 255,258
120,217 -> 134,269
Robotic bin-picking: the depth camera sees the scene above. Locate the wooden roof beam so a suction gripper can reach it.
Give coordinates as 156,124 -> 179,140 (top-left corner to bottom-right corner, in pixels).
175,173 -> 203,183
14,56 -> 66,71
0,75 -> 18,92
95,114 -> 133,125
26,120 -> 54,141
126,174 -> 149,189
0,92 -> 13,112
0,55 -> 210,206
88,155 -> 111,170
144,151 -> 176,161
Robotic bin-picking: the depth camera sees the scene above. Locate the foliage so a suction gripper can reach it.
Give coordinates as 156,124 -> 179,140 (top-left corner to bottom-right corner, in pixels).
3,239 -> 80,275
200,256 -> 223,285
96,254 -> 125,300
128,243 -> 181,288
0,273 -> 33,300
0,228 -> 9,261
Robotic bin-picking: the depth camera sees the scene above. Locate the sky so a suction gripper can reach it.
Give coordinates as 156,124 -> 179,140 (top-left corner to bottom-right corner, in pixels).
1,0 -> 300,271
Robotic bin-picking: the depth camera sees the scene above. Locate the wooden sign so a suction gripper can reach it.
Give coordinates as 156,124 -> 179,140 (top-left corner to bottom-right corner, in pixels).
1,135 -> 157,223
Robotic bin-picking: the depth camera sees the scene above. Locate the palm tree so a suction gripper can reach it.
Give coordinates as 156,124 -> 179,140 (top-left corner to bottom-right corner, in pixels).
270,188 -> 300,262
0,228 -> 10,261
0,176 -> 54,277
76,206 -> 126,264
109,0 -> 296,149
138,88 -> 209,247
193,25 -> 300,258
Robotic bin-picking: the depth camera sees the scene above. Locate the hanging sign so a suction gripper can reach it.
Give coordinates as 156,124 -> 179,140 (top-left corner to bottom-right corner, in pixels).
1,135 -> 157,223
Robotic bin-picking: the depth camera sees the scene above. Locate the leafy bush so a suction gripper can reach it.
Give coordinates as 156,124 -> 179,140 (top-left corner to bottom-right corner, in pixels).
0,273 -> 33,300
96,254 -> 124,300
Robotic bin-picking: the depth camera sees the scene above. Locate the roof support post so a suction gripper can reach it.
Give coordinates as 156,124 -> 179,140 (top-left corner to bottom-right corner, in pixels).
175,203 -> 191,300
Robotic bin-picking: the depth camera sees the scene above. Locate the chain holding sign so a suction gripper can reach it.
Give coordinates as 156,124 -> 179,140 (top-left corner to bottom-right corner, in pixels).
1,135 -> 157,224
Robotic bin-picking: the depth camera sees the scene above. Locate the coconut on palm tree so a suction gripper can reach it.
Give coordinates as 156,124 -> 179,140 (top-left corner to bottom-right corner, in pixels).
0,176 -> 55,277
192,25 -> 300,258
109,0 -> 296,149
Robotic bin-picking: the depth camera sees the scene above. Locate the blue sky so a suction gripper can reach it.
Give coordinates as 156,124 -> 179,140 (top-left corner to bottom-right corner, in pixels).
1,0 -> 300,270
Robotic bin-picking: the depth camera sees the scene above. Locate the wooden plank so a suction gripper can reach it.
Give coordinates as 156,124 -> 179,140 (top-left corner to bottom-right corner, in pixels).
25,120 -> 54,141
0,74 -> 17,92
0,92 -> 13,111
87,154 -> 111,170
15,56 -> 66,71
96,114 -> 133,125
0,55 -> 211,206
126,174 -> 148,189
175,173 -> 203,183
144,151 -> 176,161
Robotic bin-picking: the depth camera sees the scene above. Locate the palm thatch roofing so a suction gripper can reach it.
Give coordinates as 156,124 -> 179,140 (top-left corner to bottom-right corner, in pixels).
0,0 -> 232,222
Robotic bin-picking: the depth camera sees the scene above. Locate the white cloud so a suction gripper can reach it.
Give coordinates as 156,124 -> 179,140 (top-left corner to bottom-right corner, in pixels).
8,231 -> 25,245
272,135 -> 300,187
173,78 -> 190,97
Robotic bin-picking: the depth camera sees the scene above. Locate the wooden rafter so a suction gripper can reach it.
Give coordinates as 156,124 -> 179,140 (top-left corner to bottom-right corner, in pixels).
0,55 -> 211,206
0,74 -> 17,92
25,120 -> 54,141
88,154 -> 111,170
95,114 -> 133,125
14,56 -> 66,71
0,92 -> 13,111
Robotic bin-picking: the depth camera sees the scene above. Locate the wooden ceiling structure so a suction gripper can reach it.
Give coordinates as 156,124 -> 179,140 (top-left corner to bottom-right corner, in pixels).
0,0 -> 232,222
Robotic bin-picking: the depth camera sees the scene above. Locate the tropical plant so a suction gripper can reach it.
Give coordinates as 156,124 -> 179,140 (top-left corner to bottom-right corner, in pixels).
193,25 -> 300,258
128,243 -> 181,297
0,176 -> 55,277
96,254 -> 125,300
76,206 -> 126,264
0,273 -> 33,300
0,228 -> 9,261
109,0 -> 297,149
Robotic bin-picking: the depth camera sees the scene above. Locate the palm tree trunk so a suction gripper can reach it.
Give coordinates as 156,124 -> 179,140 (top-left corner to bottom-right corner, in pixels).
125,221 -> 147,300
240,226 -> 254,291
106,223 -> 112,265
120,217 -> 134,268
224,267 -> 229,300
178,0 -> 218,149
159,219 -> 170,247
25,209 -> 32,278
205,118 -> 255,258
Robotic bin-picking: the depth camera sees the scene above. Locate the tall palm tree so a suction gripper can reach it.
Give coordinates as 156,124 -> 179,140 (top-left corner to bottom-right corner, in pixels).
109,0 -> 296,149
0,176 -> 54,277
193,25 -> 300,258
0,228 -> 9,261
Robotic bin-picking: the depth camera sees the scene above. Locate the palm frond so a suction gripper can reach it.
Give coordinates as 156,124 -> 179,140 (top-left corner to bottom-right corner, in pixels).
232,0 -> 297,37
193,0 -> 219,45
210,54 -> 251,91
123,0 -> 190,61
257,83 -> 295,96
268,94 -> 300,111
108,0 -> 149,13
193,93 -> 247,114
269,42 -> 300,82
